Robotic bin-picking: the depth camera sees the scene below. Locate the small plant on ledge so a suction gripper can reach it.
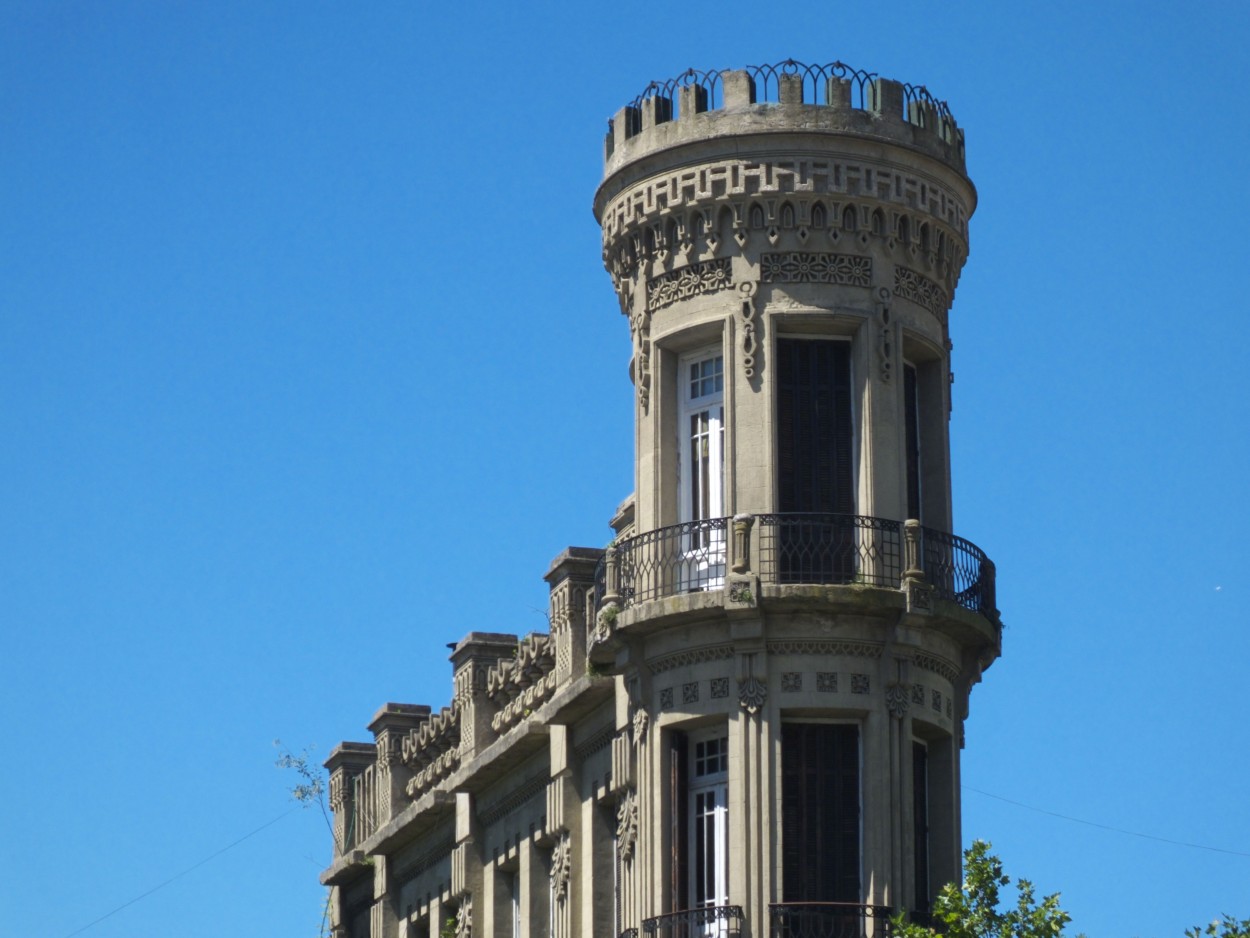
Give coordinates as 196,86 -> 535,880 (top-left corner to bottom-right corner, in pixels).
586,659 -> 611,678
597,603 -> 619,629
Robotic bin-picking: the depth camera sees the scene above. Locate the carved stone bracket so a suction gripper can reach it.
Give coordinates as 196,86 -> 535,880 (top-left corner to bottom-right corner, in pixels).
631,707 -> 649,744
616,788 -> 638,862
738,676 -> 767,714
886,682 -> 911,718
632,313 -> 652,413
877,288 -> 893,384
550,833 -> 572,901
455,897 -> 473,938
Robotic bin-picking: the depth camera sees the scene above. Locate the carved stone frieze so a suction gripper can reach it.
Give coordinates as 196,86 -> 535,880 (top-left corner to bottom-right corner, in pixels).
913,651 -> 960,684
647,644 -> 735,674
894,264 -> 951,320
766,640 -> 883,658
455,897 -> 472,938
760,251 -> 872,286
600,157 -> 971,249
646,258 -> 732,312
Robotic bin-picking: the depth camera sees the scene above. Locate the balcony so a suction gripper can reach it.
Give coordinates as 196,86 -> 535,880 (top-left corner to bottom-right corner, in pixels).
645,910 -> 740,938
642,906 -> 744,938
594,513 -> 996,621
769,903 -> 895,938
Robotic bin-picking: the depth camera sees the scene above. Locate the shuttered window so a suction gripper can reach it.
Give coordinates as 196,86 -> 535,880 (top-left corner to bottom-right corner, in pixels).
913,741 -> 930,912
776,339 -> 854,515
670,731 -> 689,912
781,723 -> 860,902
905,363 -> 922,522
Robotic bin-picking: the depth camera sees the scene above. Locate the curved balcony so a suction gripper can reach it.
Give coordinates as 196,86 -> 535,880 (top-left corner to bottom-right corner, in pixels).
769,902 -> 894,938
642,905 -> 744,938
594,513 -> 996,622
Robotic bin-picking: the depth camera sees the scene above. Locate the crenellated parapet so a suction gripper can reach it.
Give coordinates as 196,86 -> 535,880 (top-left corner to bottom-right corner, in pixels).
603,61 -> 963,175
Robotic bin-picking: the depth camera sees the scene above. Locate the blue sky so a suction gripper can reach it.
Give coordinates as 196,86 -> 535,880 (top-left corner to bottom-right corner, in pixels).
2,3 -> 1247,937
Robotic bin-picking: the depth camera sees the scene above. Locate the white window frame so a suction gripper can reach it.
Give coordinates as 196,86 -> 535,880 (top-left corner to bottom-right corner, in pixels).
688,730 -> 730,916
677,348 -> 726,591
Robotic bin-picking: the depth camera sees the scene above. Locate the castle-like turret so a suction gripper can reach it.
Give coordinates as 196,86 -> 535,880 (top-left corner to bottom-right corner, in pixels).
587,61 -> 998,934
319,60 -> 999,938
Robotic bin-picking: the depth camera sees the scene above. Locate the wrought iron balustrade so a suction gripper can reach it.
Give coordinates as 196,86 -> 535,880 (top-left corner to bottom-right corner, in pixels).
757,514 -> 902,587
643,905 -> 743,938
770,903 -> 894,938
919,527 -> 996,619
606,517 -> 729,608
592,514 -> 996,623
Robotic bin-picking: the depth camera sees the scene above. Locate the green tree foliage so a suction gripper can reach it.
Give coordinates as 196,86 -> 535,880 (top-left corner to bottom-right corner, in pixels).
894,840 -> 1072,938
895,841 -> 1248,938
1185,916 -> 1250,938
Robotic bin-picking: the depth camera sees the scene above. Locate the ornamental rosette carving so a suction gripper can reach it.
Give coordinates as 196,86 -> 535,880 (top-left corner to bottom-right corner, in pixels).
893,265 -> 950,319
738,676 -> 767,714
760,251 -> 872,286
616,788 -> 638,862
646,259 -> 732,312
550,833 -> 572,901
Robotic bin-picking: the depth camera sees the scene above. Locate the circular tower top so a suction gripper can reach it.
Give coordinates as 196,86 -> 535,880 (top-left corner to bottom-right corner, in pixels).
593,60 -> 976,341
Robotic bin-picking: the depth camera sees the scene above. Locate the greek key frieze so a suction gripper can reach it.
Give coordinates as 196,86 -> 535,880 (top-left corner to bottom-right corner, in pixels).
646,258 -> 732,311
761,251 -> 871,286
603,157 -> 969,243
893,265 -> 950,319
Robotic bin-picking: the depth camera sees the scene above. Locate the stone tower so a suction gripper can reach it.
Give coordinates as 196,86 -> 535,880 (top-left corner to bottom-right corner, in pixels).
587,61 -> 1000,933
319,59 -> 999,938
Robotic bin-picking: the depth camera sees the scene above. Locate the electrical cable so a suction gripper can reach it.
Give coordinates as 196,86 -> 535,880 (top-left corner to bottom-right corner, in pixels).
964,785 -> 1250,858
61,807 -> 299,938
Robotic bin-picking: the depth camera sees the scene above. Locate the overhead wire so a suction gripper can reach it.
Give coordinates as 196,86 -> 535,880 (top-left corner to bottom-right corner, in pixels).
61,807 -> 299,938
964,785 -> 1250,858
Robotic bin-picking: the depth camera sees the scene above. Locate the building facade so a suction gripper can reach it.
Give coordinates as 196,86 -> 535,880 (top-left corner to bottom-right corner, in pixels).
322,60 -> 1000,938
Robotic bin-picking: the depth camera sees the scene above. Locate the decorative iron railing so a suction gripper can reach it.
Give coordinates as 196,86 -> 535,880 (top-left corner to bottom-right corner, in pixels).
643,905 -> 744,938
769,903 -> 894,938
919,527 -> 996,620
757,514 -> 902,587
593,514 -> 996,623
620,930 -> 640,938
609,517 -> 730,607
621,60 -> 952,122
